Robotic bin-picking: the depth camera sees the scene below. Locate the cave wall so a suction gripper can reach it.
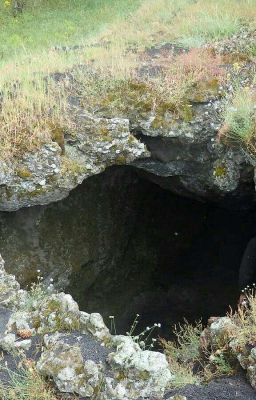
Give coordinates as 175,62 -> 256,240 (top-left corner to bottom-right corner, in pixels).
0,167 -> 148,288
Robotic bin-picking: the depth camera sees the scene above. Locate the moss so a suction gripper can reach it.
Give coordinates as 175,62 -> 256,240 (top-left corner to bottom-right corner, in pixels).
61,156 -> 86,175
52,314 -> 80,333
99,126 -> 110,136
32,315 -> 41,330
138,370 -> 150,380
116,155 -> 127,164
128,135 -> 135,144
16,168 -> 32,179
151,115 -> 165,129
115,370 -> 128,381
16,185 -> 48,200
189,78 -> 222,103
38,298 -> 81,334
214,164 -> 227,177
99,134 -> 113,142
180,104 -> 193,122
50,125 -> 65,154
43,299 -> 60,315
46,174 -> 58,185
222,53 -> 251,64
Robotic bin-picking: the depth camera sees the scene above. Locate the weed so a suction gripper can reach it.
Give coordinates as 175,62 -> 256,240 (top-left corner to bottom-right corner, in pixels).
162,320 -> 202,365
229,292 -> 256,349
162,319 -> 236,388
21,271 -> 55,313
0,359 -> 57,400
127,314 -> 161,350
162,320 -> 202,387
0,77 -> 70,159
108,314 -> 161,350
220,86 -> 256,157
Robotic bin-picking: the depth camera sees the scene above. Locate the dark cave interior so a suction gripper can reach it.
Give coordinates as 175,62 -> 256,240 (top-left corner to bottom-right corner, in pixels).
1,166 -> 256,339
67,166 -> 256,337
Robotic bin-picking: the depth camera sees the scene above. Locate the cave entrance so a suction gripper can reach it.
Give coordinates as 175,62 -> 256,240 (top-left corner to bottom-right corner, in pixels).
0,165 -> 255,337
65,166 -> 256,337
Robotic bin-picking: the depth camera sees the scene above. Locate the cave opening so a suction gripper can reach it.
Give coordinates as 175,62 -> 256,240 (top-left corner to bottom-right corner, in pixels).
1,165 -> 256,338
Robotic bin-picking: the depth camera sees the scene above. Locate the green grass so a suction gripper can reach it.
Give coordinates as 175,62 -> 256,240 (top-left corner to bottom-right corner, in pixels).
0,360 -> 57,400
220,85 -> 256,157
0,0 -> 141,62
0,0 -> 255,160
176,0 -> 253,47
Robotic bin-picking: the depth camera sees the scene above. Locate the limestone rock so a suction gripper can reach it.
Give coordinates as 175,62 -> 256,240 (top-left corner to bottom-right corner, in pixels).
0,254 -> 174,399
0,114 -> 148,211
108,335 -> 174,398
37,339 -> 99,397
84,313 -> 111,341
209,317 -> 236,339
0,255 -> 21,308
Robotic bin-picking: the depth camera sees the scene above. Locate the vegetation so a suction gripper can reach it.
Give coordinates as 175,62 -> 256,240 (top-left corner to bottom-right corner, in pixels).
73,48 -> 225,124
162,319 -> 236,388
0,0 -> 255,159
162,293 -> 256,388
0,360 -> 57,400
220,85 -> 256,158
230,290 -> 256,349
162,320 -> 202,387
21,272 -> 55,312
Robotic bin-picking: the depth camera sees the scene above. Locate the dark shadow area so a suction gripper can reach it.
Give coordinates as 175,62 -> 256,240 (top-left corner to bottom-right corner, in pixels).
66,166 -> 256,337
1,166 -> 256,338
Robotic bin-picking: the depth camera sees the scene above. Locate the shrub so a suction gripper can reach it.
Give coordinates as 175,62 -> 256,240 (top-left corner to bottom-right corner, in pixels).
162,320 -> 202,365
161,320 -> 203,387
229,291 -> 256,348
162,319 -> 236,387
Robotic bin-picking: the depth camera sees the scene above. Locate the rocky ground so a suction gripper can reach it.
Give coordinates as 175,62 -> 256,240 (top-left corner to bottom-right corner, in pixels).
0,253 -> 255,399
165,375 -> 256,400
1,29 -> 255,212
0,20 -> 255,400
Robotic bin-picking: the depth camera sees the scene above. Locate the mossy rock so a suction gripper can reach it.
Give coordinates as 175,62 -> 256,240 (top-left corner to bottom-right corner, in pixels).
188,78 -> 221,103
16,168 -> 32,179
214,164 -> 227,178
50,125 -> 65,154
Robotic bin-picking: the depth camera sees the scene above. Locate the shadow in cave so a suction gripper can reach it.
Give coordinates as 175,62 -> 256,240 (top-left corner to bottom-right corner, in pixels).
66,166 -> 256,338
1,165 -> 256,339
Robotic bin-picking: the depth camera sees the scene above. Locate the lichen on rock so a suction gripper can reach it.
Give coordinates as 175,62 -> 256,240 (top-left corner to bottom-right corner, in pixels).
0,254 -> 173,399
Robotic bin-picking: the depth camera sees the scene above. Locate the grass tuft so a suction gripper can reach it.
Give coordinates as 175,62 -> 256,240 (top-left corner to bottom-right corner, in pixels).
220,85 -> 256,157
0,359 -> 57,400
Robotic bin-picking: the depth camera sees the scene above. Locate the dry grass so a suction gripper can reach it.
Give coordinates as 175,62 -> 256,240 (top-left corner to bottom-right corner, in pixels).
0,0 -> 255,159
0,360 -> 57,400
0,77 -> 70,159
229,292 -> 256,348
71,47 -> 226,127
